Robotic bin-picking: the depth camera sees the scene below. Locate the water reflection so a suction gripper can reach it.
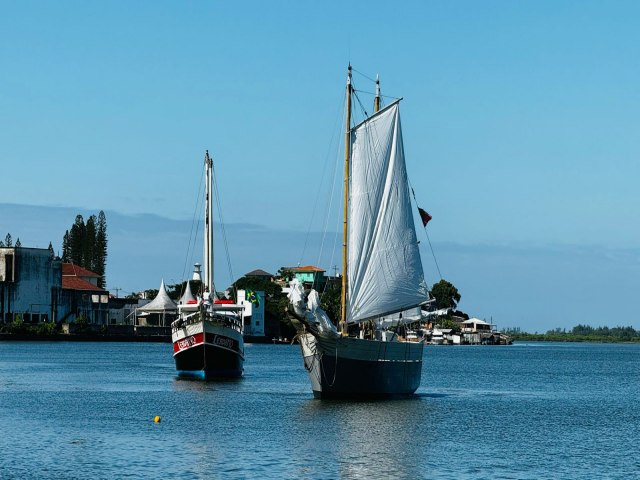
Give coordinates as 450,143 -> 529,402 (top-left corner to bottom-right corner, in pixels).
295,397 -> 436,479
171,376 -> 243,392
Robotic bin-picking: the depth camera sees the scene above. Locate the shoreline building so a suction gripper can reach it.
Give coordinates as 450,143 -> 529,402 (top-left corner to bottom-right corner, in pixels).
288,265 -> 327,290
0,246 -> 110,325
0,246 -> 61,323
60,263 -> 109,324
237,288 -> 265,337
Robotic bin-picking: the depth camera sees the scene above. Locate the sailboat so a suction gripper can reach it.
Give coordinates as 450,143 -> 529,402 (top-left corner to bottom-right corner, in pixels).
289,66 -> 429,398
171,151 -> 245,379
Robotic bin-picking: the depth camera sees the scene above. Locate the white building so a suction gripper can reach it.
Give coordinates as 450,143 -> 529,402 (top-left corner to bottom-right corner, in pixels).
237,289 -> 265,337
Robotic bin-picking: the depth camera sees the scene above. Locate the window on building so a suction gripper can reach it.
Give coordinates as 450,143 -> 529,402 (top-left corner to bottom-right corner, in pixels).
4,254 -> 14,282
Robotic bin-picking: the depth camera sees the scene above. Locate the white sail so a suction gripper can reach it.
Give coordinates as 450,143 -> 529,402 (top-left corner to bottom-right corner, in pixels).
347,101 -> 428,324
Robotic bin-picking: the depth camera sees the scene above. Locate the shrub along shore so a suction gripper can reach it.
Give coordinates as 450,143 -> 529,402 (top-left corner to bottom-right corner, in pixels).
506,324 -> 640,343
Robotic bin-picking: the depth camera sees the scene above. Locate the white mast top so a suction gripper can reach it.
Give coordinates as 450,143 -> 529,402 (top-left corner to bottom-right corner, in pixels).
203,151 -> 214,295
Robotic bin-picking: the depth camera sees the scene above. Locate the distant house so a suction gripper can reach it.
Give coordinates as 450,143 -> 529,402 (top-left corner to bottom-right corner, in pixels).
60,263 -> 109,325
460,318 -> 497,345
62,263 -> 101,289
244,269 -> 274,281
108,297 -> 145,325
461,318 -> 493,333
288,265 -> 326,288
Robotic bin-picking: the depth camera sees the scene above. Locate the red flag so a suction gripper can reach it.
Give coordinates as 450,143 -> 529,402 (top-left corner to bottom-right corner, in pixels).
418,207 -> 432,227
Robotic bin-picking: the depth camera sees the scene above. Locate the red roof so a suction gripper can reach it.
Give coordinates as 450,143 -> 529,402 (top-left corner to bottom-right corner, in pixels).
62,276 -> 106,292
62,263 -> 99,278
61,263 -> 106,292
289,265 -> 325,272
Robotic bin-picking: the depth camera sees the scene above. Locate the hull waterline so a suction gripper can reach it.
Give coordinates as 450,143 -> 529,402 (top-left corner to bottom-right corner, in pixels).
172,321 -> 244,379
298,332 -> 423,399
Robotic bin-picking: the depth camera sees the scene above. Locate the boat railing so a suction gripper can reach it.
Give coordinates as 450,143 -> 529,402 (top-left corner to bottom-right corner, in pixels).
171,306 -> 243,333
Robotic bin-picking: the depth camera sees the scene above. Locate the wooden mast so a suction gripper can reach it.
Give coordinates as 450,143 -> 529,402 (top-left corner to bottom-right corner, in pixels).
340,65 -> 352,334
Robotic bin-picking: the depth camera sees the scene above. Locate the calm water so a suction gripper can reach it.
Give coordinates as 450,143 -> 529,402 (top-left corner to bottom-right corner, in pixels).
0,341 -> 638,479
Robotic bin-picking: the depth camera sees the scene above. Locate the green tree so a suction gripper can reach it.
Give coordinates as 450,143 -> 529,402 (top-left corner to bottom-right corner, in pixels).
14,238 -> 21,247
4,233 -> 12,247
439,318 -> 461,333
85,215 -> 97,272
62,230 -> 71,261
69,215 -> 85,265
36,321 -> 58,336
276,267 -> 294,281
9,314 -> 24,333
95,211 -> 108,287
62,211 -> 108,286
75,314 -> 88,331
430,279 -> 461,310
319,284 -> 341,325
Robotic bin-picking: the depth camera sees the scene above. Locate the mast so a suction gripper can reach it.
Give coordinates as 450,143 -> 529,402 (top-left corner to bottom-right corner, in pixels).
340,65 -> 352,333
203,150 -> 214,295
374,74 -> 380,113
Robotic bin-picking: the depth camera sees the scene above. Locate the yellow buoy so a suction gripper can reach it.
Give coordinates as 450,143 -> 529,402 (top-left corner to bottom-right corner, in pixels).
154,415 -> 161,423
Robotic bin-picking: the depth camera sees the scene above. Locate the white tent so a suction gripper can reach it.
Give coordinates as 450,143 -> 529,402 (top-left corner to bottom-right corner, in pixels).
136,280 -> 177,326
178,281 -> 197,305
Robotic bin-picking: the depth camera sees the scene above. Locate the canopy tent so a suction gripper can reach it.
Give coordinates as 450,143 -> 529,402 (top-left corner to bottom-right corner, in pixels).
136,280 -> 177,326
178,281 -> 197,305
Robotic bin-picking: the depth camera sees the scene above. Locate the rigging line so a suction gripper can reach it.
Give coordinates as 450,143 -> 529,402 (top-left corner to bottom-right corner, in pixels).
351,67 -> 376,84
351,89 -> 369,119
211,161 -> 235,296
299,87 -> 346,266
319,181 -> 343,300
409,184 -> 443,280
181,163 -> 206,296
353,89 -> 400,101
424,228 -> 442,280
315,92 -> 346,279
321,212 -> 342,298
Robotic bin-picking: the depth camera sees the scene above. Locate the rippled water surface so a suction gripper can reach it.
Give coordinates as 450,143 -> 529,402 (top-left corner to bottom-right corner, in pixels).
0,341 -> 638,479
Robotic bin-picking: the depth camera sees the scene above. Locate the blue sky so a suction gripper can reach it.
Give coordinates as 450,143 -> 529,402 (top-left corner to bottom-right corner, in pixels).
1,1 -> 639,331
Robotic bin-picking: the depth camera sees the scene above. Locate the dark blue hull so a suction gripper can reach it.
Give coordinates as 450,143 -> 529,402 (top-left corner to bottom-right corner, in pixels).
303,354 -> 422,399
299,333 -> 423,399
174,342 -> 243,379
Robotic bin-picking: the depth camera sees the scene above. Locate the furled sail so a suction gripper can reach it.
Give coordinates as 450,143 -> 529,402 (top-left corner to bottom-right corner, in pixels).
347,101 -> 428,324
